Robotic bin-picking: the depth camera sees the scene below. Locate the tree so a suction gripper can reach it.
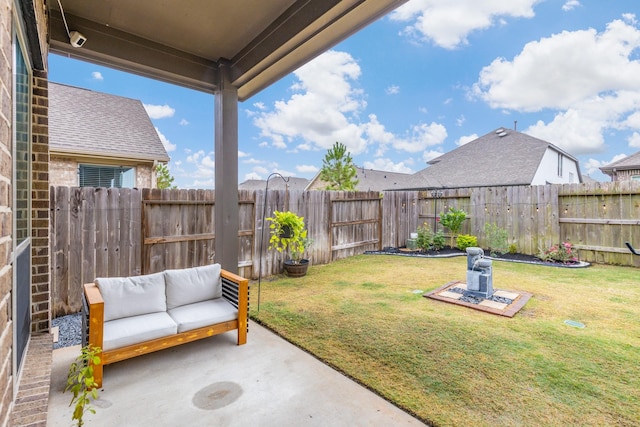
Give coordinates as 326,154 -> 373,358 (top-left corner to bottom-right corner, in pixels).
319,142 -> 359,191
156,163 -> 177,189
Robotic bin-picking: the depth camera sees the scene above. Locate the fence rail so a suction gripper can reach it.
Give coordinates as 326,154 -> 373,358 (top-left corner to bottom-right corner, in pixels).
50,182 -> 640,316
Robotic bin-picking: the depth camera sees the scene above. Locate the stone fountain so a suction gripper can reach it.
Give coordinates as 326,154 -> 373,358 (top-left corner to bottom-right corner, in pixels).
465,247 -> 493,298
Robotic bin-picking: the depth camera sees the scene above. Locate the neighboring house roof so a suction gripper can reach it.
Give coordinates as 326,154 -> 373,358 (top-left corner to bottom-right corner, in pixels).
49,82 -> 170,163
306,167 -> 412,191
599,151 -> 640,174
239,177 -> 310,191
398,128 -> 581,190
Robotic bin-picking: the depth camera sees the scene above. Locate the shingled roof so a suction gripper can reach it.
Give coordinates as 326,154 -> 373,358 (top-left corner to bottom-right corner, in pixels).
239,177 -> 310,191
398,128 -> 580,190
599,150 -> 640,173
49,82 -> 170,162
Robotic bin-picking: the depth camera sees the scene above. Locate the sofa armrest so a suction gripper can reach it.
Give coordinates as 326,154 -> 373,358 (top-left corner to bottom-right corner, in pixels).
221,269 -> 249,344
83,283 -> 105,350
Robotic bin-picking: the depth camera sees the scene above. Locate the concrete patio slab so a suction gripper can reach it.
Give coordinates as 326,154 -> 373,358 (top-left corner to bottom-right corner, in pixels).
48,322 -> 426,427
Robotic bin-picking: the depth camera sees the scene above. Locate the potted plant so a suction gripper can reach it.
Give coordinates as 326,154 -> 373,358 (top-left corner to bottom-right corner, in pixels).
266,210 -> 312,277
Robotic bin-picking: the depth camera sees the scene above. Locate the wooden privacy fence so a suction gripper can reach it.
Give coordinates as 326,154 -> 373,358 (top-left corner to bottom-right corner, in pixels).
51,182 -> 640,316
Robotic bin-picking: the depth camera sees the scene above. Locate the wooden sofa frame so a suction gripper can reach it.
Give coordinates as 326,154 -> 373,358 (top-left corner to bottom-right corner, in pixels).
82,269 -> 249,388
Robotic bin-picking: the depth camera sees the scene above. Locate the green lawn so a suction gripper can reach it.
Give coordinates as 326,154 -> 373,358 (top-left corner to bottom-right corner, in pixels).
250,255 -> 640,427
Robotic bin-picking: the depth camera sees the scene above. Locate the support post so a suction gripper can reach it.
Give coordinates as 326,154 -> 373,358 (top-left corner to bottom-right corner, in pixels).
215,60 -> 239,273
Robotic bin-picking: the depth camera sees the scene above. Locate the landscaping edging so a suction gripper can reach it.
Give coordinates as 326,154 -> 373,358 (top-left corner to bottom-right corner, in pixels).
364,249 -> 591,268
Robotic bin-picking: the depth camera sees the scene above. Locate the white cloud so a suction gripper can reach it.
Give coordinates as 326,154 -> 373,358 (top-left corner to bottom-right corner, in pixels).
456,115 -> 466,127
473,18 -> 640,112
180,119 -> 189,126
144,104 -> 176,119
623,13 -> 637,25
390,0 -> 539,49
628,132 -> 640,147
386,85 -> 400,95
91,71 -> 104,81
472,16 -> 640,156
362,158 -> 414,173
253,50 -> 368,154
296,164 -> 319,174
583,154 -> 627,175
185,149 -> 215,179
562,1 -> 581,12
155,127 -> 176,152
423,149 -> 444,163
238,150 -> 249,158
456,133 -> 478,146
243,172 -> 263,181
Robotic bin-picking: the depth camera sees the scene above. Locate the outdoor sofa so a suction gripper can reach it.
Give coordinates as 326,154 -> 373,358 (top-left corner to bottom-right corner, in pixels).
82,263 -> 249,387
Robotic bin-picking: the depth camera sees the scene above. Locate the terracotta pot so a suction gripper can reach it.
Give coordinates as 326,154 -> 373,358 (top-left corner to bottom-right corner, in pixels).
283,259 -> 309,277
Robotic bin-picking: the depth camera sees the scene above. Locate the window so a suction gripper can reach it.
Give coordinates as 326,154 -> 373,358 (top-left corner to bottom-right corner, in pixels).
632,175 -> 640,181
79,164 -> 135,188
14,33 -> 30,244
557,153 -> 563,177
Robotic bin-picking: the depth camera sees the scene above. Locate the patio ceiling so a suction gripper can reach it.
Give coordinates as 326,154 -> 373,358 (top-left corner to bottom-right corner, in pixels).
48,0 -> 408,101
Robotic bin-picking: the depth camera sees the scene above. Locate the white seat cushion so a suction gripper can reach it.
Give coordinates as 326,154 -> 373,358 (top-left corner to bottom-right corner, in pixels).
103,312 -> 177,351
165,263 -> 222,309
96,272 -> 166,322
168,299 -> 237,333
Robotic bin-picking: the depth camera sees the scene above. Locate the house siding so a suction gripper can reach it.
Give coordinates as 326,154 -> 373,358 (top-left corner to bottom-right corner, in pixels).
608,169 -> 640,182
531,148 -> 580,185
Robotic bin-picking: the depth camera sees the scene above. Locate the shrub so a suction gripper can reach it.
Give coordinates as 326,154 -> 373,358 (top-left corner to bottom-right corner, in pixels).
538,241 -> 577,263
439,207 -> 468,247
484,223 -> 509,256
456,234 -> 478,251
432,230 -> 446,251
508,243 -> 518,254
416,223 -> 434,252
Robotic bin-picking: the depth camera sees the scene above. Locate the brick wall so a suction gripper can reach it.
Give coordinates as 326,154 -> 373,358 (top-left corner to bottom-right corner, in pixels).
50,158 -> 157,188
0,0 -> 14,423
49,157 -> 77,186
31,71 -> 49,333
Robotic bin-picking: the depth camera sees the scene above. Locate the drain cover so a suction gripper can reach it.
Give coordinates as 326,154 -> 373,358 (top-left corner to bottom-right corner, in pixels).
564,320 -> 585,328
192,381 -> 243,410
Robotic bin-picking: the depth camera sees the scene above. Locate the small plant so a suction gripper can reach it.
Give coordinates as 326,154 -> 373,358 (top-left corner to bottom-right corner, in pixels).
266,210 -> 309,263
415,223 -> 433,252
456,234 -> 478,251
538,241 -> 577,263
484,223 -> 509,256
65,345 -> 102,426
508,243 -> 518,254
432,230 -> 446,251
439,207 -> 468,247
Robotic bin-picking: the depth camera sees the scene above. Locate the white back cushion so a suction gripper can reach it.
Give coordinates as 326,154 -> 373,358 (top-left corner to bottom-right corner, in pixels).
165,263 -> 222,309
96,272 -> 167,322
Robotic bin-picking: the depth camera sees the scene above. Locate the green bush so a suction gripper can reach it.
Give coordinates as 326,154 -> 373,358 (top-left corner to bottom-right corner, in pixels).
456,234 -> 478,251
432,230 -> 446,250
416,223 -> 446,251
508,243 -> 518,254
484,223 -> 509,256
439,207 -> 468,247
416,223 -> 434,252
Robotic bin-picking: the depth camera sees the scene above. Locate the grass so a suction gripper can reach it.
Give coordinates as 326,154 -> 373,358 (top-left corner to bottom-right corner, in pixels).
250,255 -> 640,427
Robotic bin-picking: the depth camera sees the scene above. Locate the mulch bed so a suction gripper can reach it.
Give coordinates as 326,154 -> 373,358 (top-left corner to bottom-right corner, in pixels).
365,247 -> 590,268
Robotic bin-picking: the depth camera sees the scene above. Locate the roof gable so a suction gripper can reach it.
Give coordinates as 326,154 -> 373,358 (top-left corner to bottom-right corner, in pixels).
49,82 -> 170,162
402,128 -> 572,189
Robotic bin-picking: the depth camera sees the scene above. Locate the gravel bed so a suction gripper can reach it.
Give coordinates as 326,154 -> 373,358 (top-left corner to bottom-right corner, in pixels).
52,313 -> 82,349
449,286 -> 513,305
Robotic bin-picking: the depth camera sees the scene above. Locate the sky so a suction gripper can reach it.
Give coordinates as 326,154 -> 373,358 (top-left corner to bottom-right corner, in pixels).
48,0 -> 640,188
